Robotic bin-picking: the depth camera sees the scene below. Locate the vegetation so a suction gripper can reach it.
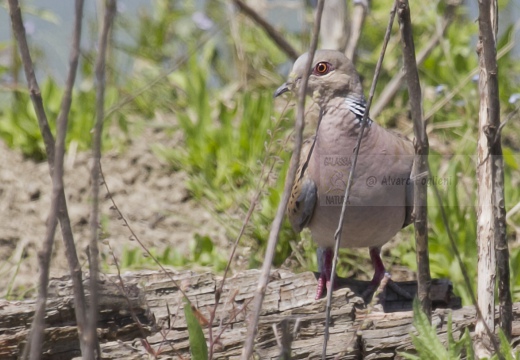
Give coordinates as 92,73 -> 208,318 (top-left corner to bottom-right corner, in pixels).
1,0 -> 519,309
402,300 -> 520,359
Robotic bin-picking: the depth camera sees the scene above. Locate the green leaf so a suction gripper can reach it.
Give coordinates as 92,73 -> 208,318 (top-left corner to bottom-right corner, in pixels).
503,147 -> 519,170
457,328 -> 475,360
401,300 -> 450,360
184,298 -> 208,360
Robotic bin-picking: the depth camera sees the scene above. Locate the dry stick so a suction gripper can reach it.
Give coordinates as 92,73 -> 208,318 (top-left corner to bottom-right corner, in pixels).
106,245 -> 163,360
319,0 -> 347,52
397,0 -> 431,319
99,166 -> 191,300
475,1 -> 497,355
476,0 -> 512,349
428,171 -> 502,356
7,0 -> 88,358
371,1 -> 458,118
52,1 -> 90,354
231,0 -> 299,61
108,242 -> 187,359
480,0 -> 512,342
51,0 -> 87,353
99,166 -> 195,355
84,1 -> 116,359
344,0 -> 369,61
104,24 -> 225,120
208,195 -> 260,358
495,104 -> 520,145
240,1 -> 325,357
208,297 -> 254,352
322,1 -> 398,357
423,26 -> 516,123
107,246 -> 154,342
208,101 -> 291,359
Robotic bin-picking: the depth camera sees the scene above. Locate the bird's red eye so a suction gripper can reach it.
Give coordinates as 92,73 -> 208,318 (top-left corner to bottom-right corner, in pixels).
314,62 -> 332,75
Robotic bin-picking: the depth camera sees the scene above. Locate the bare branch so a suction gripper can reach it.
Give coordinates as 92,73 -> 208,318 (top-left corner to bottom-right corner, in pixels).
231,0 -> 299,61
208,101 -> 292,359
423,26 -> 516,123
428,167 -> 502,356
397,0 -> 431,319
84,1 -> 117,358
476,0 -> 511,353
55,1 -> 89,354
345,0 -> 370,61
99,166 -> 191,299
371,1 -> 458,118
320,0 -> 347,51
475,2 -> 497,355
7,0 -> 87,358
324,0 -> 398,356
240,0 -> 326,357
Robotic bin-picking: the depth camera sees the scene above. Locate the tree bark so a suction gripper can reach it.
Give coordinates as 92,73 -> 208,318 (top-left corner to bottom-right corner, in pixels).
475,0 -> 511,354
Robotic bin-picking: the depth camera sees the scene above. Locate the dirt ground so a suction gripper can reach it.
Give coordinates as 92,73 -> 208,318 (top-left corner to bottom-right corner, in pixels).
0,125 -> 229,298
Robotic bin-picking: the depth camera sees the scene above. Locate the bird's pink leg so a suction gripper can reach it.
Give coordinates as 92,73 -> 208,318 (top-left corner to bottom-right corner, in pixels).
368,246 -> 413,300
369,247 -> 386,286
315,248 -> 334,300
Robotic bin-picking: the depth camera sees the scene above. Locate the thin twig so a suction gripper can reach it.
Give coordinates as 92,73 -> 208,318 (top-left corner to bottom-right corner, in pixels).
274,319 -> 293,360
371,1 -> 458,118
319,0 -> 347,51
494,104 -> 520,145
397,0 -> 431,319
423,23 -> 517,122
209,297 -> 253,352
208,101 -> 292,359
104,25 -> 225,120
345,0 -> 370,61
428,166 -> 502,356
107,243 -> 187,359
7,0 -> 87,358
84,1 -> 117,358
99,165 -> 191,300
323,1 -> 398,357
345,274 -> 392,351
231,0 -> 299,60
98,169 -> 199,356
55,4 -> 90,355
240,1 -> 325,358
106,244 -> 160,359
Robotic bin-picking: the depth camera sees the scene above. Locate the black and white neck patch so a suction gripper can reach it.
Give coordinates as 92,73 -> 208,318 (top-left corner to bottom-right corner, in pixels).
344,95 -> 373,126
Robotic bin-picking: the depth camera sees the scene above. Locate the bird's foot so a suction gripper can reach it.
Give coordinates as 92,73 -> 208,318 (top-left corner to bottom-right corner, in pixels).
315,275 -> 327,300
361,272 -> 389,303
315,247 -> 335,300
315,274 -> 338,300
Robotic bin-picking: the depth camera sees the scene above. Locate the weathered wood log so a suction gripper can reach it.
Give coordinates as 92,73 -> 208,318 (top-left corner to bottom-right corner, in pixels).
0,269 -> 518,359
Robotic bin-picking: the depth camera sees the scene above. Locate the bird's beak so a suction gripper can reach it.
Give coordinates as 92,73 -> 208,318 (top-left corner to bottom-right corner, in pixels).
274,82 -> 290,98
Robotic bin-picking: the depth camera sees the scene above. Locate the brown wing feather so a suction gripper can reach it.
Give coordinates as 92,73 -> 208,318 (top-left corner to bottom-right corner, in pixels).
287,136 -> 318,232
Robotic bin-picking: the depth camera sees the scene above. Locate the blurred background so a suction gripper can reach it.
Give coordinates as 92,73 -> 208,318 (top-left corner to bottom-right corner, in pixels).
0,0 -> 519,306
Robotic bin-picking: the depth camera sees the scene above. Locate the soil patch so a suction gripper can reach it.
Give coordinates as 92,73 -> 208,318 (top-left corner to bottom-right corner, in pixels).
0,125 -> 228,298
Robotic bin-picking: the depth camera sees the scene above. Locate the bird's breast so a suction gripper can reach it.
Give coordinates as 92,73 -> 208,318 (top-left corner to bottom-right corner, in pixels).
306,109 -> 413,248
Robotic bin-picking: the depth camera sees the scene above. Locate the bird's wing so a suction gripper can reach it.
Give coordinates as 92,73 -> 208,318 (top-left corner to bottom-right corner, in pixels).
287,136 -> 318,233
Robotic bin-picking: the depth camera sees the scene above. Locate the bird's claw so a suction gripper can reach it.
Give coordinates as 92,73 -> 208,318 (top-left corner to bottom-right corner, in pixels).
315,276 -> 331,300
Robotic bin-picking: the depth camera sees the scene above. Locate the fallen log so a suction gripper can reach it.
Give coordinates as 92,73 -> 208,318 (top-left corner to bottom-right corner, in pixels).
0,269 -> 518,359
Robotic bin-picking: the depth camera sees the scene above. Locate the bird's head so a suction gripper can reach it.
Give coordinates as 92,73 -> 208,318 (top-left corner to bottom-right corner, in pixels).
274,49 -> 363,105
